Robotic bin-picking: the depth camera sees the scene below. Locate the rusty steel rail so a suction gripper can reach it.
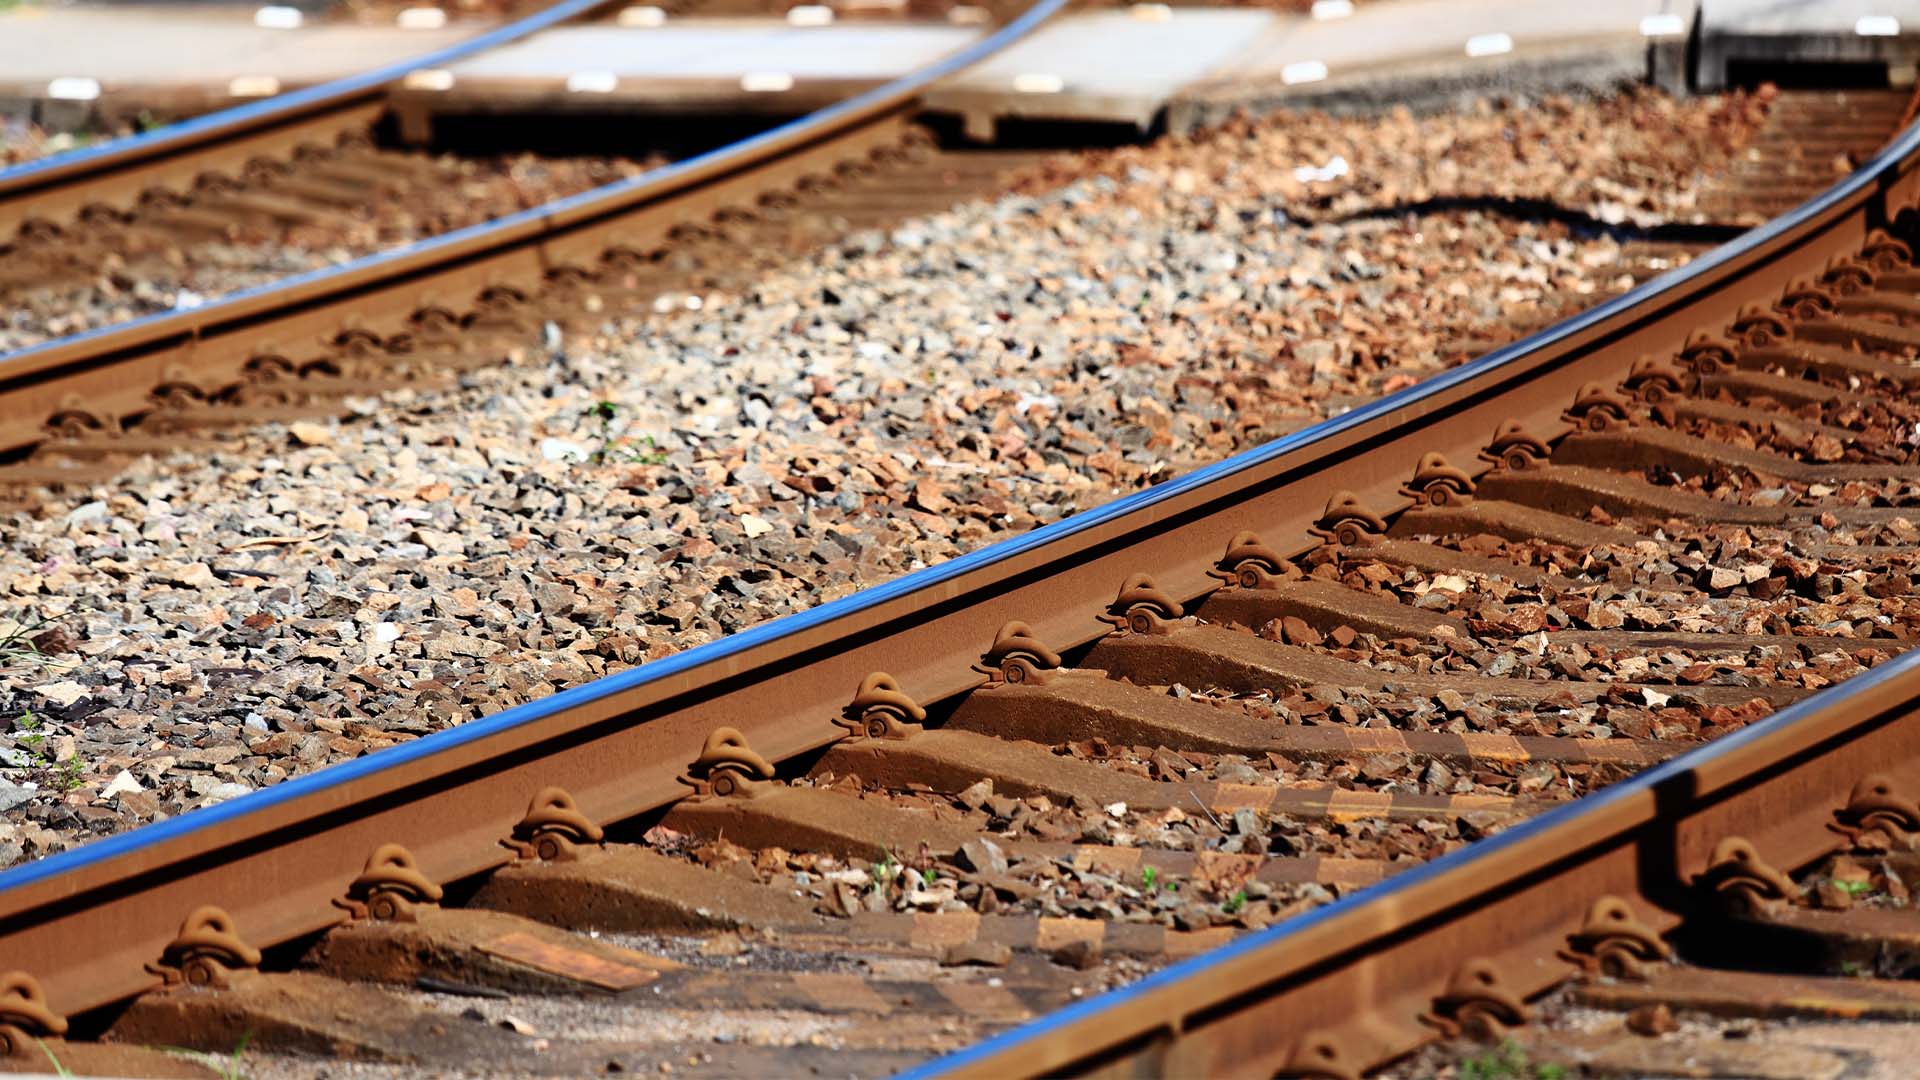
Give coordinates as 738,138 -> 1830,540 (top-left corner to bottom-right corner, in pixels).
0,0 -> 619,240
2,65 -> 1920,1080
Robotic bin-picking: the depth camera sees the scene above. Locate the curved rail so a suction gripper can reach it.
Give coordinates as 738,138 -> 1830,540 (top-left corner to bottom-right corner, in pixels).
0,0 -> 623,235
1,40 -> 1916,1061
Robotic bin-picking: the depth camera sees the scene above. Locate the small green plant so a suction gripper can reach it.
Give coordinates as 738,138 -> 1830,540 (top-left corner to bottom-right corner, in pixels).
1140,866 -> 1180,895
1458,1039 -> 1564,1080
57,756 -> 83,794
871,849 -> 899,895
155,1029 -> 251,1079
585,401 -> 668,465
920,867 -> 937,888
1839,959 -> 1865,977
14,710 -> 48,770
1834,879 -> 1874,896
0,610 -> 66,671
1222,889 -> 1248,915
8,709 -> 84,798
219,1030 -> 252,1080
30,1037 -> 72,1078
628,434 -> 668,465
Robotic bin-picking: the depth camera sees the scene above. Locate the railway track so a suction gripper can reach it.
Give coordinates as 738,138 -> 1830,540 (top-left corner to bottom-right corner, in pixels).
0,9 -> 1062,484
0,0 -> 639,350
0,0 -> 1013,353
5,25 -> 1920,1080
0,0 -> 627,246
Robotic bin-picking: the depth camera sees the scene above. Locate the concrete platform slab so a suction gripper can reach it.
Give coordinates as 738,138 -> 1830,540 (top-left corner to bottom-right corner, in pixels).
1177,0 -> 1690,123
922,8 -> 1280,136
398,19 -> 985,119
1698,0 -> 1920,91
923,0 -> 1690,139
0,4 -> 485,122
1204,0 -> 1679,84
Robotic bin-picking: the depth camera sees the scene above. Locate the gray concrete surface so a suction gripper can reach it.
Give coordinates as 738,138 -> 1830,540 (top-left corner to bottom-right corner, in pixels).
926,0 -> 1698,139
1697,0 -> 1920,90
922,9 -> 1281,136
0,4 -> 481,125
394,18 -> 985,125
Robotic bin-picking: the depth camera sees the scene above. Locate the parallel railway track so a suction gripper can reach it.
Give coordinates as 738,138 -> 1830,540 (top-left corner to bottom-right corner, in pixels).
0,0 -> 619,245
0,11 -> 1058,481
0,0 -> 1016,358
7,24 -> 1920,1080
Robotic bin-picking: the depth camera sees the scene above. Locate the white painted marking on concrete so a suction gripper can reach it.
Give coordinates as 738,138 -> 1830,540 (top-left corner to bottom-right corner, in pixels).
1310,0 -> 1352,19
617,5 -> 667,26
228,75 -> 281,97
1280,59 -> 1328,85
1013,72 -> 1065,94
1638,13 -> 1684,38
787,5 -> 834,26
397,7 -> 448,29
1292,154 -> 1348,183
741,71 -> 796,92
254,6 -> 303,29
947,5 -> 990,24
46,77 -> 101,101
566,70 -> 619,93
403,68 -> 456,91
1129,3 -> 1173,21
1858,15 -> 1901,37
1464,32 -> 1513,57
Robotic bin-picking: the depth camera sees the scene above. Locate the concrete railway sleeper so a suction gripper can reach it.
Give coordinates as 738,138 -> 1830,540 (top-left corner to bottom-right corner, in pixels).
9,115 -> 1920,1073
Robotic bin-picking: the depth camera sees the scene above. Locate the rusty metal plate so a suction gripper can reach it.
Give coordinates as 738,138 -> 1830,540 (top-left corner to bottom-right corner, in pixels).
476,931 -> 663,991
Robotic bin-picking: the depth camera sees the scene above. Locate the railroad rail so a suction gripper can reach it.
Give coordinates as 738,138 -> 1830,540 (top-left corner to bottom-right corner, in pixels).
5,42 -> 1920,1080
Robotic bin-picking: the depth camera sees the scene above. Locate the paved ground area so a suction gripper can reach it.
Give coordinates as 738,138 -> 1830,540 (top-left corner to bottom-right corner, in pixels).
0,3 -> 485,120
930,0 -> 1690,136
399,18 -> 988,121
2,0 -> 1698,136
